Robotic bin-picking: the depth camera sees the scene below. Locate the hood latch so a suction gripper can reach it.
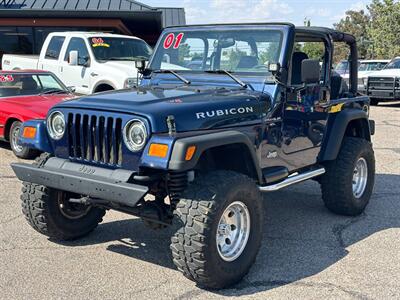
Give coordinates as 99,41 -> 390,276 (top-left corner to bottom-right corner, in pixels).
166,115 -> 176,135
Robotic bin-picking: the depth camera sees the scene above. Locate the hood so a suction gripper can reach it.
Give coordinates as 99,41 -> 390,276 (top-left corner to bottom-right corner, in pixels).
101,61 -> 138,77
366,69 -> 400,78
1,94 -> 73,118
56,86 -> 265,133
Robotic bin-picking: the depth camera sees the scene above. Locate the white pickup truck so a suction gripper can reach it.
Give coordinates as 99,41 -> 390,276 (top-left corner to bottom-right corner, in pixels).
360,57 -> 400,105
1,32 -> 152,94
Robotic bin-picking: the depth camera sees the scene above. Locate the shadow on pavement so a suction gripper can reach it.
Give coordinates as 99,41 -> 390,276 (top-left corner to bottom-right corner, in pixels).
55,173 -> 400,296
0,140 -> 11,150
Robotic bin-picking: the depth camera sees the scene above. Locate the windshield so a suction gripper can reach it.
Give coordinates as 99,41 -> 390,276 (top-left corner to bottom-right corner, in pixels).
384,59 -> 400,70
0,73 -> 67,98
335,61 -> 349,73
149,29 -> 282,74
359,62 -> 387,71
89,37 -> 153,61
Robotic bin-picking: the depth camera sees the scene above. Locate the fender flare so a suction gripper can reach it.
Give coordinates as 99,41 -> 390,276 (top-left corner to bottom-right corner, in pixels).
92,80 -> 117,93
168,130 -> 263,183
319,109 -> 371,161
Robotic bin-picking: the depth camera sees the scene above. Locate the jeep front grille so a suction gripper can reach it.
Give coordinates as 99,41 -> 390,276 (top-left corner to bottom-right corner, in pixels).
66,113 -> 123,166
368,77 -> 396,90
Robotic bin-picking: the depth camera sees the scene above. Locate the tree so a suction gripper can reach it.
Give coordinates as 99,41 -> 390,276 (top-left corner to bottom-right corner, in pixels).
334,10 -> 371,62
367,0 -> 400,58
296,19 -> 325,60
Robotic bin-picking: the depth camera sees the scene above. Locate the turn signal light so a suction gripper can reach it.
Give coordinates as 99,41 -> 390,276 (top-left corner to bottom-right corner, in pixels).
148,143 -> 169,158
22,126 -> 37,139
185,146 -> 196,161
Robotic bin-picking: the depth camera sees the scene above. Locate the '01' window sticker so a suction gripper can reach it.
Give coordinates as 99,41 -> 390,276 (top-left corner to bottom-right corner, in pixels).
163,33 -> 184,49
0,75 -> 14,83
91,37 -> 110,48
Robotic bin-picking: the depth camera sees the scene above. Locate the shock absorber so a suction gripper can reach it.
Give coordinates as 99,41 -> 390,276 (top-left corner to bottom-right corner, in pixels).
168,172 -> 188,206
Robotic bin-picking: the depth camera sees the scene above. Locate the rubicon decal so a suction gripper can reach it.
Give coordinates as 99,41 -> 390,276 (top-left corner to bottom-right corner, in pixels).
196,106 -> 254,119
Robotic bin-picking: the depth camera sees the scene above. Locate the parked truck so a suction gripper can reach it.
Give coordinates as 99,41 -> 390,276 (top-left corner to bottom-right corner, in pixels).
361,57 -> 400,105
12,23 -> 375,289
2,32 -> 152,94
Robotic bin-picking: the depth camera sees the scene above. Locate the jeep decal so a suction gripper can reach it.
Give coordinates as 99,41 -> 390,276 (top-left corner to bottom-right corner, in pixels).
196,106 -> 254,119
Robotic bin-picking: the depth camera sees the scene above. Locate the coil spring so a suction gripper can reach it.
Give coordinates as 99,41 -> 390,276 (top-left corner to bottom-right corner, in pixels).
168,172 -> 188,204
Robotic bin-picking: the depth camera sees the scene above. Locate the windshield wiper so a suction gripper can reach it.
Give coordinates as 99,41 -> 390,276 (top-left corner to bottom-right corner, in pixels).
204,69 -> 252,89
40,89 -> 66,95
152,69 -> 191,85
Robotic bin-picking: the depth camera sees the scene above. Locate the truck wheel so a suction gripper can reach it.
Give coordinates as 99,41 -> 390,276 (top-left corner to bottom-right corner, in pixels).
321,137 -> 375,216
170,171 -> 263,289
370,98 -> 379,106
21,153 -> 106,240
10,121 -> 39,159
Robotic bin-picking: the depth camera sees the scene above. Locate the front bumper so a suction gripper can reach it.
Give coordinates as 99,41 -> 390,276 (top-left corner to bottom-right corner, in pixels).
366,89 -> 400,100
11,158 -> 149,207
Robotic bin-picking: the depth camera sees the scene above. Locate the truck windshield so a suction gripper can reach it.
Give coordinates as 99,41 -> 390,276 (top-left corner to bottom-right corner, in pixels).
148,29 -> 282,75
359,62 -> 387,71
0,73 -> 67,98
384,59 -> 400,70
89,37 -> 153,61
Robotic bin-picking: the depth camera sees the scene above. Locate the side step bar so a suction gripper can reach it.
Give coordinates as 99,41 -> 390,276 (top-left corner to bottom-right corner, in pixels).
259,168 -> 325,192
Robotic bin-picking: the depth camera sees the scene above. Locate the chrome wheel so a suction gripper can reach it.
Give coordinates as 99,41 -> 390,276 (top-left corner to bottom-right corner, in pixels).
352,157 -> 368,198
11,124 -> 23,153
216,201 -> 250,262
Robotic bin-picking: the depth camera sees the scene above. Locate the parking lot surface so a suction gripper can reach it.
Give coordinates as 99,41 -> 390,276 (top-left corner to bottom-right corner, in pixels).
0,102 -> 399,299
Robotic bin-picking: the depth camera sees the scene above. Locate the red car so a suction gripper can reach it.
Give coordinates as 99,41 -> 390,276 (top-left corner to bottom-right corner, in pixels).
0,70 -> 74,158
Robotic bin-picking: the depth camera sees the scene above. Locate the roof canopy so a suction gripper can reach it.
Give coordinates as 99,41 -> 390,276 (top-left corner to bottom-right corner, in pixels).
0,0 -> 185,42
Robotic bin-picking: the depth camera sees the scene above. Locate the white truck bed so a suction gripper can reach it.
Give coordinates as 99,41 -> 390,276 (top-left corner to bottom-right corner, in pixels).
2,55 -> 39,71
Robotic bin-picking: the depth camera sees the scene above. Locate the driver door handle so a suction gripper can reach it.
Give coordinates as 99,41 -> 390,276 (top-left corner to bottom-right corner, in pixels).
91,72 -> 98,77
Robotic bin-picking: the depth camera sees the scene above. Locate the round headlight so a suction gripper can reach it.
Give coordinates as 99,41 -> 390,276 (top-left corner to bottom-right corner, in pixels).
123,120 -> 147,151
47,111 -> 65,140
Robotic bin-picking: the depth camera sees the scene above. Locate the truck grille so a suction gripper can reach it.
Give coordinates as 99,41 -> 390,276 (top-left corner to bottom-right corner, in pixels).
66,113 -> 123,166
368,77 -> 396,90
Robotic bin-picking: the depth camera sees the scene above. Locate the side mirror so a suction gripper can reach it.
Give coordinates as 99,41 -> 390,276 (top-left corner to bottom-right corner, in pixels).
67,86 -> 76,93
68,51 -> 78,66
301,59 -> 320,84
135,60 -> 146,74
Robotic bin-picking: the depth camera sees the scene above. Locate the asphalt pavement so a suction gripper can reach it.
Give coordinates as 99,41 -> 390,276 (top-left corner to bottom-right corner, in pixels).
0,102 -> 399,299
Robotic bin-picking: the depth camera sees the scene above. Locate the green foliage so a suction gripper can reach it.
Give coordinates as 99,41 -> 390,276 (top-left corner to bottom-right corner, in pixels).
332,0 -> 400,62
259,43 -> 280,64
367,0 -> 400,58
178,43 -> 191,63
302,43 -> 325,60
223,48 -> 247,70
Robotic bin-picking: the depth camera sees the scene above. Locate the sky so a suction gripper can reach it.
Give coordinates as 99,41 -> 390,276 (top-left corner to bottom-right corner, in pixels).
142,0 -> 371,27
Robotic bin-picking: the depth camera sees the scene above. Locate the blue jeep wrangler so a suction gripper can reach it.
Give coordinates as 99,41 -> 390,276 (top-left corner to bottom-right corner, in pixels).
12,24 -> 375,289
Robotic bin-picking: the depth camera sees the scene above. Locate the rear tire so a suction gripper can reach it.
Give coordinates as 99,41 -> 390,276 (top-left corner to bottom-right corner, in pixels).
21,153 -> 106,240
170,171 -> 263,289
10,121 -> 39,159
321,137 -> 375,216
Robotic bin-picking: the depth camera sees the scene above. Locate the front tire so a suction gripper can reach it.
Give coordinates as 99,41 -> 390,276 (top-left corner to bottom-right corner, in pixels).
170,171 -> 263,289
21,153 -> 106,240
370,98 -> 379,106
10,121 -> 39,159
321,137 -> 375,216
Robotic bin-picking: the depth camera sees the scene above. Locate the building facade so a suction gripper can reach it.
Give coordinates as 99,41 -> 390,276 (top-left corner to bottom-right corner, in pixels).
0,0 -> 185,64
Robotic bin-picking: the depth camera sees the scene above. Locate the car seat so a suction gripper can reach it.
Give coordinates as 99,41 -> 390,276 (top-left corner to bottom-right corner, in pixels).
291,52 -> 309,85
237,56 -> 258,69
21,77 -> 39,95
